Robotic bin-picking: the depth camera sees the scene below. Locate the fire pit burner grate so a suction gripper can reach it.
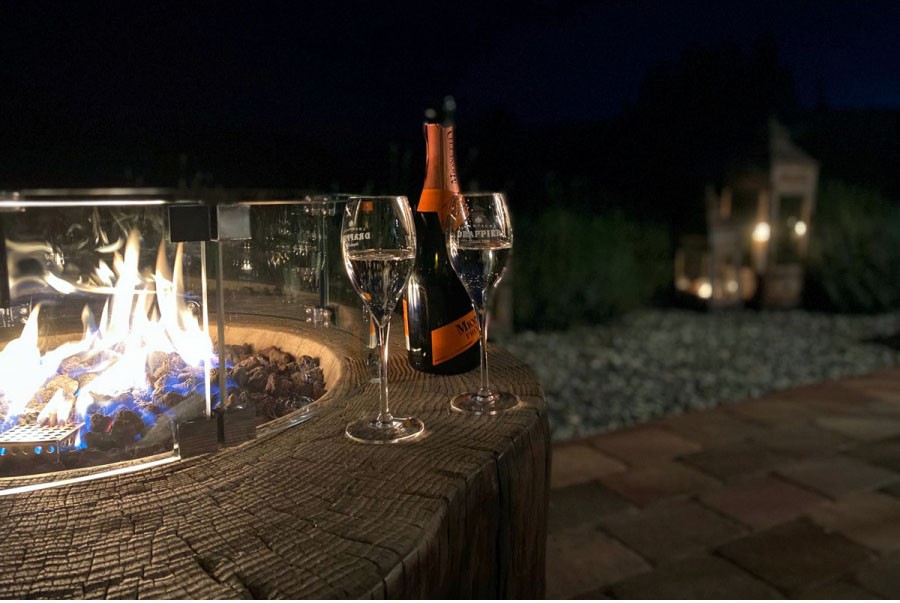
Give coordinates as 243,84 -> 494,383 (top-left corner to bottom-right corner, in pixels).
0,423 -> 83,458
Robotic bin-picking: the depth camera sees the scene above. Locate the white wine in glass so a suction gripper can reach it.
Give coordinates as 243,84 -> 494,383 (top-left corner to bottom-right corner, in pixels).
445,192 -> 521,415
341,196 -> 423,443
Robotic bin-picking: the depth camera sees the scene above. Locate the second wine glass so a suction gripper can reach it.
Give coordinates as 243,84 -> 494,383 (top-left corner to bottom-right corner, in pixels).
341,195 -> 422,443
445,192 -> 521,415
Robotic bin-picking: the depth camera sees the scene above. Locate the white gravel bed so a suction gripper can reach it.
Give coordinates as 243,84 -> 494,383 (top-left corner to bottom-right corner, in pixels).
503,309 -> 900,442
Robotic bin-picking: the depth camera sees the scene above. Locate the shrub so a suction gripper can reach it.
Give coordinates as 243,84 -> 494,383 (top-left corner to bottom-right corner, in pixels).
512,207 -> 671,330
804,180 -> 900,312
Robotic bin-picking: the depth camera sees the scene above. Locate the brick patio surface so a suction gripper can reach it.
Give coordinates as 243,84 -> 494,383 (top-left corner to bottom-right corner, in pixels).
547,366 -> 900,599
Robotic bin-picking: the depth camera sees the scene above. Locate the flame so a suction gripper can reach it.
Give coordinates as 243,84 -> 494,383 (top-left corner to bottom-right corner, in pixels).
36,389 -> 73,427
0,230 -> 213,437
0,307 -> 56,422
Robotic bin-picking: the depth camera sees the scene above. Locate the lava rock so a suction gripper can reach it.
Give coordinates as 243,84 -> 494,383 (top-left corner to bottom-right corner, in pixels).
89,412 -> 112,433
110,409 -> 146,447
505,309 -> 900,442
83,430 -> 116,451
157,391 -> 185,409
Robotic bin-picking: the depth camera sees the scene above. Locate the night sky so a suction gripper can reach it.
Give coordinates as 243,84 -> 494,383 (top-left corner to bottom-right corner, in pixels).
1,0 -> 898,187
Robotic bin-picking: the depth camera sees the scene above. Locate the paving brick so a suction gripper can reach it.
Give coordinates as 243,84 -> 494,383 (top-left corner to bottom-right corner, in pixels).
852,396 -> 900,417
662,409 -> 768,447
571,591 -> 611,600
777,383 -> 876,417
797,579 -> 881,599
700,475 -> 827,529
842,374 -> 900,406
777,455 -> 899,499
598,461 -> 719,507
588,427 -> 701,466
856,553 -> 900,599
816,416 -> 900,441
799,397 -> 879,417
607,555 -> 780,599
727,397 -> 817,426
769,382 -> 863,404
546,526 -> 650,599
882,481 -> 900,498
750,423 -> 852,458
846,436 -> 900,472
863,366 -> 900,380
548,481 -> 633,533
598,500 -> 746,564
718,518 -> 874,595
809,492 -> 900,554
843,370 -> 900,385
551,442 -> 626,489
681,440 -> 795,481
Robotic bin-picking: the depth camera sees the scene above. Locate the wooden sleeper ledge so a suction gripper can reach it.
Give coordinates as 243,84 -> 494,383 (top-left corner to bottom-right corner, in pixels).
0,324 -> 550,599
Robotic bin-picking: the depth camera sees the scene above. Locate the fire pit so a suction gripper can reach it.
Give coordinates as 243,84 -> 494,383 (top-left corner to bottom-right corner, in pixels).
0,190 -> 550,599
0,189 -> 356,488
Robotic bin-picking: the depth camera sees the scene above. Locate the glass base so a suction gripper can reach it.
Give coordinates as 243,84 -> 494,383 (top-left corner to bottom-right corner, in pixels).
345,416 -> 425,444
450,391 -> 521,415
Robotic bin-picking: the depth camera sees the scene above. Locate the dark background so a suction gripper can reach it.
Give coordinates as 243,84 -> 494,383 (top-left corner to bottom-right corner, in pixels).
2,1 -> 898,194
3,1 -> 900,325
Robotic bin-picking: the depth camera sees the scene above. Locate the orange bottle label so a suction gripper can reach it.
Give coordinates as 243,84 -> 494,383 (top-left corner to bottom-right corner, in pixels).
418,188 -> 452,225
431,309 -> 480,365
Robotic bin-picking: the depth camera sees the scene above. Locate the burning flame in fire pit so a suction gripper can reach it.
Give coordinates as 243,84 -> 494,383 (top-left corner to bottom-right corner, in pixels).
0,230 -> 214,455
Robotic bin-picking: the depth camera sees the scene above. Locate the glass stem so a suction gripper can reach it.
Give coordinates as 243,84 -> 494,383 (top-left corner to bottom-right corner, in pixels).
376,318 -> 393,424
476,287 -> 491,399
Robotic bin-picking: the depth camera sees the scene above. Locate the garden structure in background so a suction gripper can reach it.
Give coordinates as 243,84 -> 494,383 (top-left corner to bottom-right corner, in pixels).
675,119 -> 819,310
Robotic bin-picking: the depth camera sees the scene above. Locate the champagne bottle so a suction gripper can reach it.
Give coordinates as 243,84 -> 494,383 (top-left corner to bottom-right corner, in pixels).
403,117 -> 480,374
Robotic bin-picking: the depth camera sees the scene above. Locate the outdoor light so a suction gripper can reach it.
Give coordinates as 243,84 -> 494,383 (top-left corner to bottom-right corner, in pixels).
752,221 -> 771,243
793,220 -> 807,237
697,281 -> 712,299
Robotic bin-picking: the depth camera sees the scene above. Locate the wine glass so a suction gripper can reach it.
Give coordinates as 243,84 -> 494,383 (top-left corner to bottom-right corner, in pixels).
341,195 -> 422,443
445,192 -> 521,415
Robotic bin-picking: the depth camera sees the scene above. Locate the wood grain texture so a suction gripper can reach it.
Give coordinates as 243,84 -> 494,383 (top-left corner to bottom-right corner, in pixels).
0,318 -> 549,599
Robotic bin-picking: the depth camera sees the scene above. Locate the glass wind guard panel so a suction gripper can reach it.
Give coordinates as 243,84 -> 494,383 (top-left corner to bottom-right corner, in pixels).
0,196 -> 207,486
0,190 -> 374,489
213,196 -> 366,433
